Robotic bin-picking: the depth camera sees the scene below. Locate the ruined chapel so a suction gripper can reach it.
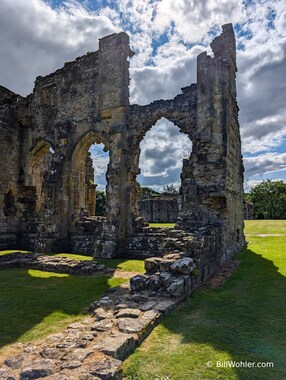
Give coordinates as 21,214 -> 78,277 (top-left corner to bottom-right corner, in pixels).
0,24 -> 245,267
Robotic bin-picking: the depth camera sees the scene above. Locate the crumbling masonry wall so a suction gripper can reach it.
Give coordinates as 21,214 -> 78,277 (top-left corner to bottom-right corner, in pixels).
0,24 -> 245,261
139,194 -> 179,223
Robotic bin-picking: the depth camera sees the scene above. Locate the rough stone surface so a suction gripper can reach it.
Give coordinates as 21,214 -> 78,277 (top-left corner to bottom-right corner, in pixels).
0,253 -> 107,275
170,257 -> 195,275
117,318 -> 147,334
89,357 -> 123,380
115,308 -> 141,319
91,320 -> 114,332
4,355 -> 25,370
19,359 -> 55,379
139,193 -> 179,223
93,332 -> 135,360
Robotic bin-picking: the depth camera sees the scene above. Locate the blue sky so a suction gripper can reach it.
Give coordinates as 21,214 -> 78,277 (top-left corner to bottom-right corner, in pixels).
0,0 -> 285,191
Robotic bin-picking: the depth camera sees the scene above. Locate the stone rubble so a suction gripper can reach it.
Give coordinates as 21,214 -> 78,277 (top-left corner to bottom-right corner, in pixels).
0,253 -> 108,276
0,281 -> 178,380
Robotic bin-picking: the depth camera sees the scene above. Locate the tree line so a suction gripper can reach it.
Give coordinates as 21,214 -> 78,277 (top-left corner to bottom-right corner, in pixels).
246,180 -> 286,219
96,180 -> 286,219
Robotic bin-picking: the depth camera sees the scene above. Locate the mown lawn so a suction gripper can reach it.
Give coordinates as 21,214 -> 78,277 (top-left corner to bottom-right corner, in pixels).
0,253 -> 144,358
149,223 -> 175,228
0,270 -> 127,357
123,220 -> 286,380
0,250 -> 31,256
52,253 -> 145,273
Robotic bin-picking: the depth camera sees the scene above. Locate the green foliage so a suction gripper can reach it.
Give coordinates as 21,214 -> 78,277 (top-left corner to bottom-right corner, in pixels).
96,190 -> 106,216
163,184 -> 179,194
137,181 -> 160,197
249,180 -> 286,219
123,220 -> 286,380
243,192 -> 251,203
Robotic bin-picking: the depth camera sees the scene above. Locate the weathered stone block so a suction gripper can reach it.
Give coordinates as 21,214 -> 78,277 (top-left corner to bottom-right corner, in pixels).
89,357 -> 122,380
170,257 -> 195,275
144,257 -> 162,273
159,259 -> 176,272
166,277 -> 186,297
20,359 -> 55,379
115,308 -> 141,319
91,320 -> 114,332
130,275 -> 148,292
93,332 -> 135,360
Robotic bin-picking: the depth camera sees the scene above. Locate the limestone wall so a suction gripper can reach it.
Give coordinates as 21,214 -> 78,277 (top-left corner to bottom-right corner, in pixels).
0,24 -> 245,259
139,196 -> 178,223
0,87 -> 26,248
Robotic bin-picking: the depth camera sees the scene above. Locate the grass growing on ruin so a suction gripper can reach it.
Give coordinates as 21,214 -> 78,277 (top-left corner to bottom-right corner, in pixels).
123,220 -> 286,380
0,269 -> 126,357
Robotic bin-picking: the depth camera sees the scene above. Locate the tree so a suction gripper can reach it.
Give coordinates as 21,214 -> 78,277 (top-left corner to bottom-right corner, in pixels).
163,184 -> 179,194
137,181 -> 160,198
96,191 -> 106,216
249,180 -> 286,219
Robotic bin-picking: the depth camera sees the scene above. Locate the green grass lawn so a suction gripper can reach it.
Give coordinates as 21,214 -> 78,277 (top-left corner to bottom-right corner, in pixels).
0,269 -> 126,357
53,253 -> 145,273
0,251 -> 145,358
149,223 -> 175,228
0,250 -> 31,256
123,220 -> 286,380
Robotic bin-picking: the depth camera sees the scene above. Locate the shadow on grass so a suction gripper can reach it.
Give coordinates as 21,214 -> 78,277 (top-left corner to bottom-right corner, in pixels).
123,248 -> 286,380
48,253 -> 145,273
161,248 -> 286,379
0,269 -> 125,350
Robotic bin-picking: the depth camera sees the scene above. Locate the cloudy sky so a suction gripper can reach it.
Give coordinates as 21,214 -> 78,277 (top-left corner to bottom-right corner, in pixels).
1,0 -> 285,192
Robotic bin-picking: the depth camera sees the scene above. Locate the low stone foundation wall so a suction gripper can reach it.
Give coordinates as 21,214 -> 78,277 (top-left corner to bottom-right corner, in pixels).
0,233 -> 18,250
130,227 -> 224,298
0,280 -> 179,380
0,253 -> 108,276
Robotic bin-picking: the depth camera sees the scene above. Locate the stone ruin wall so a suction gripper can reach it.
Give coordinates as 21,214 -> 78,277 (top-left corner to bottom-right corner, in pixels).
139,194 -> 179,223
0,24 -> 245,264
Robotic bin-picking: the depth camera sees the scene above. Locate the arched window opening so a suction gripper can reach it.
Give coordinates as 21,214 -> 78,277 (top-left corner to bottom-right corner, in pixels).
27,142 -> 54,212
138,118 -> 192,224
3,190 -> 16,217
72,134 -> 109,220
89,143 -> 108,217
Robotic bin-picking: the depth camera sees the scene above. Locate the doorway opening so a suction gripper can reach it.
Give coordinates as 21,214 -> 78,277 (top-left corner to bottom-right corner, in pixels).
137,118 -> 192,224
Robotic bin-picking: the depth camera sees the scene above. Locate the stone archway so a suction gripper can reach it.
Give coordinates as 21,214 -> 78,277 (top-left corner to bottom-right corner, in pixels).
26,140 -> 54,212
70,131 -> 109,223
137,117 -> 192,224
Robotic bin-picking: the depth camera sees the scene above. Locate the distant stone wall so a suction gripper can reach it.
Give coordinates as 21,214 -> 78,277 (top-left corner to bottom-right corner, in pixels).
244,202 -> 254,220
139,195 -> 178,222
